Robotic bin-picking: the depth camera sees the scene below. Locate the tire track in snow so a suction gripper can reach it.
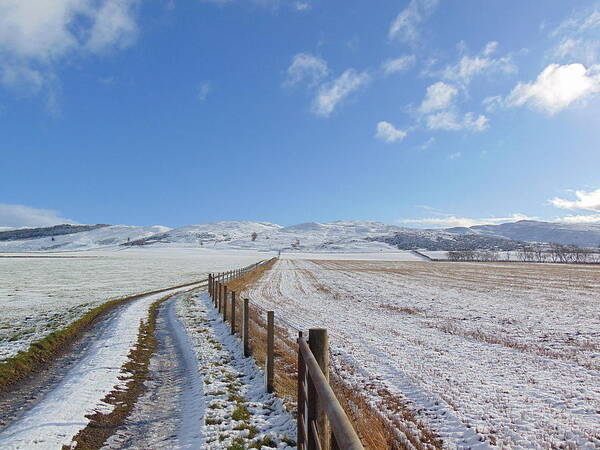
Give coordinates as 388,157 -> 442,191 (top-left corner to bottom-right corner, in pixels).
105,293 -> 205,449
0,285 -> 199,449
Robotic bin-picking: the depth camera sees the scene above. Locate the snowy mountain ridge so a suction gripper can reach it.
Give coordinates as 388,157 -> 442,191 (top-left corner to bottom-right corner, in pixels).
1,219 -> 599,252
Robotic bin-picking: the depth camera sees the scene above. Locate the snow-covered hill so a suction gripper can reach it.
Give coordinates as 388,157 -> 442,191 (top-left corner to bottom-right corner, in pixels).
0,225 -> 170,252
124,221 -> 282,247
125,220 -> 402,252
2,219 -> 599,253
445,220 -> 600,247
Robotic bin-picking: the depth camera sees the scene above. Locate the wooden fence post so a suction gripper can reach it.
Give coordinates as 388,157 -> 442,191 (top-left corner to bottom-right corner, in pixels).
219,283 -> 223,312
223,285 -> 228,320
230,291 -> 236,335
297,331 -> 306,450
266,311 -> 274,393
243,298 -> 250,357
215,281 -> 218,308
309,328 -> 330,450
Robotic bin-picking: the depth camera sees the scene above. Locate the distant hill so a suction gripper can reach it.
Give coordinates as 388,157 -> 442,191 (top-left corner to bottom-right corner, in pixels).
444,220 -> 600,247
123,221 -> 282,247
0,225 -> 170,252
0,224 -> 109,241
371,229 -> 522,251
1,219 -> 599,252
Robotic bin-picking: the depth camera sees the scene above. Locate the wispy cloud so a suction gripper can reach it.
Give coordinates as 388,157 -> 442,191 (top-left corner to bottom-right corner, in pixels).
550,188 -> 600,212
382,55 -> 416,76
426,110 -> 488,132
388,0 -> 438,43
506,63 -> 600,114
284,53 -> 329,87
442,41 -> 516,85
311,69 -> 370,117
198,81 -> 211,101
375,121 -> 407,143
419,137 -> 435,150
550,5 -> 600,65
294,2 -> 310,11
0,203 -> 78,228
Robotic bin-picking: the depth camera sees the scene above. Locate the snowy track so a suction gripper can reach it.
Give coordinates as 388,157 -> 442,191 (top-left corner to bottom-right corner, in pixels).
244,258 -> 600,448
106,294 -> 205,449
0,285 -> 198,449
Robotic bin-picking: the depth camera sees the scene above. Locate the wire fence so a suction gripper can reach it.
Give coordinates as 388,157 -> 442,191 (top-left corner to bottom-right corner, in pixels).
207,259 -> 364,450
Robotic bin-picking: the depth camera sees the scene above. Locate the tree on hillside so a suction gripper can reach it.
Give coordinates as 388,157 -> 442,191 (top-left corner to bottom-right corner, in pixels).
251,232 -> 258,242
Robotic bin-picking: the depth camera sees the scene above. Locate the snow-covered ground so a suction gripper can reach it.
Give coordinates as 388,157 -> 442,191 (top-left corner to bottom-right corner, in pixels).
176,292 -> 296,448
0,248 -> 271,361
280,250 -> 422,261
243,258 -> 600,448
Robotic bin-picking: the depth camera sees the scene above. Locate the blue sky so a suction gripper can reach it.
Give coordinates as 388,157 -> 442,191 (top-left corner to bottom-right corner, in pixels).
1,0 -> 599,228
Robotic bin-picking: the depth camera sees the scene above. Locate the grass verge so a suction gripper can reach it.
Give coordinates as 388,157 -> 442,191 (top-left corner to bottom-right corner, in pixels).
0,279 -> 206,394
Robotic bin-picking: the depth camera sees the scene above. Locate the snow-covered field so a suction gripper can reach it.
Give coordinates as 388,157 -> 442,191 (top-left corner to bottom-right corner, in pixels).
0,248 -> 272,361
244,257 -> 600,448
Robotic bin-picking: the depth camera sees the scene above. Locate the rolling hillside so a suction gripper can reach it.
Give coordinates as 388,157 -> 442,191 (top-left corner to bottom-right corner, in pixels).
1,219 -> 599,252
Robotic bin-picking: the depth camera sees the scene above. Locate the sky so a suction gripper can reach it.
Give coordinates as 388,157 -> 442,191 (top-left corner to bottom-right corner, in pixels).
1,0 -> 599,229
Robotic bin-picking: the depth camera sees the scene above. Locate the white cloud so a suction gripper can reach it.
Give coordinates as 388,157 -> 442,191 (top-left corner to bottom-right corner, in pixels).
550,188 -> 600,212
0,203 -> 77,228
426,110 -> 488,132
86,0 -> 139,53
311,69 -> 370,117
0,0 -> 139,93
482,95 -> 503,112
375,121 -> 407,143
419,81 -> 458,113
552,7 -> 600,37
388,0 -> 438,43
399,213 -> 535,228
0,64 -> 45,92
550,5 -> 600,65
447,151 -> 461,160
507,63 -> 600,114
285,53 -> 329,87
553,38 -> 600,65
442,41 -> 516,85
382,55 -> 416,75
419,136 -> 435,150
198,81 -> 211,101
556,214 -> 600,224
294,2 -> 310,11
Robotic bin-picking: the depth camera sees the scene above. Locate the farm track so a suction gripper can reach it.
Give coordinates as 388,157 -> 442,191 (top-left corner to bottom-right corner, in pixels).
105,294 -> 205,449
243,258 -> 600,448
0,284 -> 205,448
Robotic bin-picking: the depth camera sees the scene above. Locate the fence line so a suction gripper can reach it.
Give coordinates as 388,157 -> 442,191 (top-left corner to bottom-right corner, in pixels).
207,259 -> 364,450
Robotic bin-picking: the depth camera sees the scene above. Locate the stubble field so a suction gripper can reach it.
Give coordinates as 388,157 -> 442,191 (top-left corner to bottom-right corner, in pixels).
242,257 -> 600,448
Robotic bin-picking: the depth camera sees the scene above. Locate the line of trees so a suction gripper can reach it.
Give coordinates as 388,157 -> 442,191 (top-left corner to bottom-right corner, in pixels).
447,250 -> 503,262
517,243 -> 600,264
447,243 -> 600,264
